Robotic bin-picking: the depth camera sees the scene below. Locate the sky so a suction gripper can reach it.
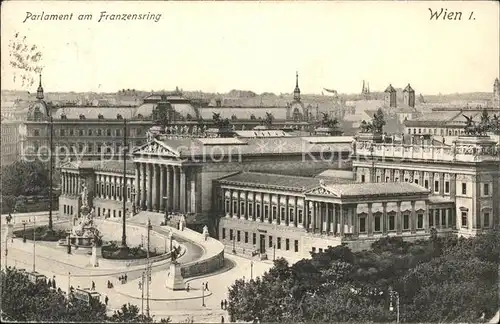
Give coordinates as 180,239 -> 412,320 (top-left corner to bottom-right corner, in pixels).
1,1 -> 499,95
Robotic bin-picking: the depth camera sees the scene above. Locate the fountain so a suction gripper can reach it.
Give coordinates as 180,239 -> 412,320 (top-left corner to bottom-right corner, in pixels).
59,181 -> 102,249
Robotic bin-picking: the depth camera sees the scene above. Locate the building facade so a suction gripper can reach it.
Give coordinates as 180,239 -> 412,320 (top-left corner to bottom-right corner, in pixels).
0,119 -> 22,166
352,133 -> 500,237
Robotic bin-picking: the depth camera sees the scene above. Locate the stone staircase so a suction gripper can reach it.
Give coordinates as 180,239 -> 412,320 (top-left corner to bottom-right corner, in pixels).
128,211 -> 165,226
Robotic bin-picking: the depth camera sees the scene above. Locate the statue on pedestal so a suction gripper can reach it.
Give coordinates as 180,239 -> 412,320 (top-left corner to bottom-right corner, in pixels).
165,245 -> 184,290
203,225 -> 209,241
179,215 -> 186,231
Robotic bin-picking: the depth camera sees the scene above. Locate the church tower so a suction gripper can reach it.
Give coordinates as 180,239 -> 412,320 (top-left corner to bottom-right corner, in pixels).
403,83 -> 415,108
293,71 -> 301,102
493,78 -> 500,107
384,84 -> 397,108
36,73 -> 44,100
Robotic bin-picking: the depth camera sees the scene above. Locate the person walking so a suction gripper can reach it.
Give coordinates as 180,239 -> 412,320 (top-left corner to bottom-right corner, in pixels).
224,299 -> 227,310
205,282 -> 209,291
105,295 -> 109,306
221,300 -> 224,309
138,280 -> 142,290
92,281 -> 95,291
52,276 -> 56,289
124,273 -> 128,283
221,315 -> 225,323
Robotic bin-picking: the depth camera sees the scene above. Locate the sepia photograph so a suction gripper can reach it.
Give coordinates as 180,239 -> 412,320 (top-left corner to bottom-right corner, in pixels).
1,0 -> 499,323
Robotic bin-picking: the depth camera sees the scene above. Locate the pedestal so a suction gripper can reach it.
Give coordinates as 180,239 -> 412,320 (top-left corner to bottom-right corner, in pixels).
90,245 -> 99,267
165,263 -> 184,290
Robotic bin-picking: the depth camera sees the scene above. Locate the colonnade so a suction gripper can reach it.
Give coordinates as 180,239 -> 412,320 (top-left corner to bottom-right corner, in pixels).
95,173 -> 134,203
61,172 -> 81,195
135,163 -> 196,213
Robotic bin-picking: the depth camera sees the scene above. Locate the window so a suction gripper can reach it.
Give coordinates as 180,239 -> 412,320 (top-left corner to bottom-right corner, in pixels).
272,206 -> 277,221
269,236 -> 273,248
252,233 -> 256,245
237,230 -> 241,242
289,208 -> 295,223
461,211 -> 467,228
256,204 -> 261,218
277,237 -> 281,249
403,214 -> 410,230
359,216 -> 366,233
414,179 -> 419,185
69,129 -> 74,136
462,183 -> 467,195
389,215 -> 395,231
248,203 -> 253,217
79,129 -> 84,136
33,129 -> 40,136
484,212 -> 490,227
233,201 -> 237,215
60,129 -> 65,136
434,181 -> 439,192
361,175 -> 366,183
484,183 -> 490,196
374,215 -> 381,232
229,229 -> 233,240
294,240 -> 299,252
244,232 -> 248,243
118,211 -> 122,218
298,210 -> 303,224
395,177 -> 399,182
116,129 -> 121,137
88,129 -> 93,136
429,211 -> 434,227
424,180 -> 429,189
98,129 -> 102,136
285,239 -> 290,251
225,201 -> 230,214
386,176 -> 390,182
417,213 -> 424,229
264,205 -> 269,219
106,129 -> 111,136
441,212 -> 446,226
377,176 -> 381,182
240,202 -> 245,216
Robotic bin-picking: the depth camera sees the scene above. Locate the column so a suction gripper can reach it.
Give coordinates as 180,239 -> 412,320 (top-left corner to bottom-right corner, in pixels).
339,206 -> 345,237
285,196 -> 289,226
294,197 -> 298,227
260,193 -> 264,222
450,174 -> 457,199
396,201 -> 402,234
135,163 -> 140,208
147,164 -> 153,211
141,163 -> 147,209
180,168 -> 186,213
311,202 -> 316,232
351,205 -> 358,235
382,202 -> 388,235
159,165 -> 165,212
152,164 -> 158,211
411,201 -> 416,233
166,165 -> 171,212
332,203 -> 337,234
424,200 -> 429,232
173,166 -> 179,211
367,203 -> 373,236
439,173 -> 445,196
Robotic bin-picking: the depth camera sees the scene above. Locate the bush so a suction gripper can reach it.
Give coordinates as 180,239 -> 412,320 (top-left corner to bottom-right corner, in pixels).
101,244 -> 160,260
13,226 -> 67,242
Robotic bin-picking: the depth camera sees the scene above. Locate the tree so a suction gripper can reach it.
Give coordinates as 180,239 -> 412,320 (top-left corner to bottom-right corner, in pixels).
1,160 -> 50,197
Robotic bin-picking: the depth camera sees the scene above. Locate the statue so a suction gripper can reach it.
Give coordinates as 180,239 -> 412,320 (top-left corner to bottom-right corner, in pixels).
371,108 -> 386,134
170,245 -> 180,264
360,120 -> 372,133
203,225 -> 209,241
80,181 -> 88,208
192,125 -> 198,134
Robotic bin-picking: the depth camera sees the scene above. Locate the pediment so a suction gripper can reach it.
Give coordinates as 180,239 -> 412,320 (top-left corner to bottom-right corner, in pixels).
133,140 -> 179,157
305,185 -> 340,197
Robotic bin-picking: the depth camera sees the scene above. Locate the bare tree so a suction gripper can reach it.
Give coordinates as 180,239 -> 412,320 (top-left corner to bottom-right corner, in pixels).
8,32 -> 44,88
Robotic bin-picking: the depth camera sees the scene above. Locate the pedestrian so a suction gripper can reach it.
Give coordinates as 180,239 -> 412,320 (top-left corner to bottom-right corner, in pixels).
107,280 -> 111,288
138,280 -> 142,290
224,299 -> 227,310
92,281 -> 95,291
221,300 -> 224,309
52,278 -> 56,289
105,295 -> 109,306
221,315 -> 225,323
186,283 -> 190,292
124,273 -> 128,283
205,282 -> 209,291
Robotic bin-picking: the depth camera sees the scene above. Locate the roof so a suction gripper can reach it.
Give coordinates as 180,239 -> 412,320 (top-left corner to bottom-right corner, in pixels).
217,172 -> 351,191
152,136 -> 353,157
234,130 -> 291,138
321,182 -> 429,197
428,195 -> 455,205
315,170 -> 354,180
199,107 -> 287,120
52,106 -> 137,120
60,160 -> 135,174
384,84 -> 396,93
403,84 -> 414,93
404,110 -> 463,126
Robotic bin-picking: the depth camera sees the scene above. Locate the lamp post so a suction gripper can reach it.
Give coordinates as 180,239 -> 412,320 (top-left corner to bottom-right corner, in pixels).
146,219 -> 152,318
141,271 -> 145,317
32,216 -> 36,272
250,261 -> 253,280
163,196 -> 169,224
67,232 -> 72,254
22,221 -> 26,243
201,282 -> 205,307
389,288 -> 400,324
232,237 -> 236,253
273,244 -> 276,261
131,188 -> 136,215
